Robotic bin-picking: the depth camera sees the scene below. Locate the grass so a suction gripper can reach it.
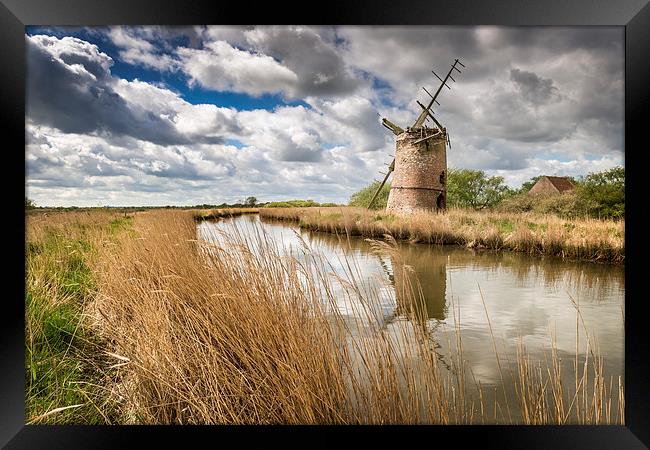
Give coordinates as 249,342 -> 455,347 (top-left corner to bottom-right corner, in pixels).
25,211 -> 134,424
263,200 -> 339,208
26,208 -> 624,424
193,207 -> 259,221
259,207 -> 624,264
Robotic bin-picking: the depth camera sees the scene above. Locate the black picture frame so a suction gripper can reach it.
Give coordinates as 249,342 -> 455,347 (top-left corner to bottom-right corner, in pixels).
4,0 -> 648,447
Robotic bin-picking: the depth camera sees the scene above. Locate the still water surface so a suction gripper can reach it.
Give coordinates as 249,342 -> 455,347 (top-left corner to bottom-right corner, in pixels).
198,214 -> 624,421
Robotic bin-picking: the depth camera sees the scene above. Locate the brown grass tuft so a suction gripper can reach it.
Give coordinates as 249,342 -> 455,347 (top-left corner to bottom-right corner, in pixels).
259,207 -> 624,264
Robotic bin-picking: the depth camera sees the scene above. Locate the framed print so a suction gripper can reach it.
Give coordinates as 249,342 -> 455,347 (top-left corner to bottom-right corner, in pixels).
4,0 -> 649,447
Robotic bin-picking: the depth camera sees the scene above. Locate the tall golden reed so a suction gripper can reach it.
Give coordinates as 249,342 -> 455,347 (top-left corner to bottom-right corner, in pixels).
83,209 -> 623,424
258,207 -> 624,264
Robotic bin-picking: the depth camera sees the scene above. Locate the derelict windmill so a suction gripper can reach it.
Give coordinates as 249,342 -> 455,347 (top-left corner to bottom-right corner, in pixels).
367,58 -> 465,215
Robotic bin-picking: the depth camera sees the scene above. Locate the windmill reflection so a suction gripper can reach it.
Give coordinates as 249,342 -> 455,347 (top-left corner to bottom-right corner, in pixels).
301,230 -> 449,322
388,243 -> 448,322
284,220 -> 623,333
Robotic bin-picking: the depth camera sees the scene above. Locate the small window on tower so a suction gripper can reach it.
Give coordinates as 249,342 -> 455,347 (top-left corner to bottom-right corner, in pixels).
439,171 -> 445,184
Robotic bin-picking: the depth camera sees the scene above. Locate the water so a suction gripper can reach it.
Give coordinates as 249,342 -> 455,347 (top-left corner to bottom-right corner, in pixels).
198,214 -> 624,422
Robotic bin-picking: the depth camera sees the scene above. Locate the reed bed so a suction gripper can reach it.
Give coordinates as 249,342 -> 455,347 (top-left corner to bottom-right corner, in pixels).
193,207 -> 259,221
82,210 -> 623,424
259,207 -> 624,264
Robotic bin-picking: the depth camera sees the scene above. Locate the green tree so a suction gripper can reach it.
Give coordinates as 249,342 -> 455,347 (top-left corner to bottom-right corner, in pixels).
447,169 -> 513,210
244,196 -> 258,207
576,166 -> 624,219
518,176 -> 543,194
25,197 -> 36,210
348,181 -> 391,209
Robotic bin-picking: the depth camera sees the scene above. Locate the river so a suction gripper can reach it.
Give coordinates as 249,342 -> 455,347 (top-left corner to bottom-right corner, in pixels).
197,214 -> 624,423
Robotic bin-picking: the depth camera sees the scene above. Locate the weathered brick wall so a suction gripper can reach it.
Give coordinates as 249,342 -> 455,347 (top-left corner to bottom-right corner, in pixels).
386,128 -> 447,216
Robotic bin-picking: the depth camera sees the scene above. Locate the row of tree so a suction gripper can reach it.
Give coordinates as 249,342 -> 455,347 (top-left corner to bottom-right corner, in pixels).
25,196 -> 339,211
349,166 -> 624,220
25,166 -> 624,220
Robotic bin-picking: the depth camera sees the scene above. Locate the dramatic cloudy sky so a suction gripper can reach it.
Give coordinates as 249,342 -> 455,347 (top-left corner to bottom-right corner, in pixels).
25,26 -> 624,206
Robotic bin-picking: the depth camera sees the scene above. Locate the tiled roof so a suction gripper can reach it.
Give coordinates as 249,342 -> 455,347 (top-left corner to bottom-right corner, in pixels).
544,176 -> 575,192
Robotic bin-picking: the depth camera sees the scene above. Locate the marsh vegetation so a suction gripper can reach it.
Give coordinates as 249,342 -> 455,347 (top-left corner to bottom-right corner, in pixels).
260,206 -> 624,264
25,209 -> 624,424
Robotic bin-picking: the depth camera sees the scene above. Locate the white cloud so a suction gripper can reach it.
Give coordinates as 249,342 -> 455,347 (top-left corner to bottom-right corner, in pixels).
26,27 -> 624,206
112,78 -> 242,139
492,155 -> 625,188
107,26 -> 179,71
178,40 -> 299,97
28,34 -> 113,81
108,26 -> 155,52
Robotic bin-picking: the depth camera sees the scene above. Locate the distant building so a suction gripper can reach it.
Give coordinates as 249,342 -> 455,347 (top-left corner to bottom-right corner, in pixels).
528,176 -> 575,195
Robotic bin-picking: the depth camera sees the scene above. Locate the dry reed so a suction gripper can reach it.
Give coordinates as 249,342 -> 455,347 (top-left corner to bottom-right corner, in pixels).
83,209 -> 623,424
193,208 -> 259,221
259,207 -> 624,264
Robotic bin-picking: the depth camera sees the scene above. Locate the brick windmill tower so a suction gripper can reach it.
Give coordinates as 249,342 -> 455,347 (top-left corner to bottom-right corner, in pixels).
368,58 -> 465,215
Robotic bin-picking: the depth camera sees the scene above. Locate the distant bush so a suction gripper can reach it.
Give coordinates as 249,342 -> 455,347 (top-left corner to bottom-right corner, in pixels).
576,166 -> 624,219
263,200 -> 325,208
348,181 -> 391,209
498,191 -> 596,219
496,194 -> 537,213
499,166 -> 624,220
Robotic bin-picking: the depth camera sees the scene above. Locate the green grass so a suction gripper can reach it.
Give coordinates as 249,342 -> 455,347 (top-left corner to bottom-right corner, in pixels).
562,223 -> 575,232
25,213 -> 132,424
488,218 -> 515,234
526,222 -> 548,232
321,212 -> 344,220
264,200 -> 322,208
373,213 -> 395,222
193,208 -> 259,221
108,216 -> 133,234
25,293 -> 105,424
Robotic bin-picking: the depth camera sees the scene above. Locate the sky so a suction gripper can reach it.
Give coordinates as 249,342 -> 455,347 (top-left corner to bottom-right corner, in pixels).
25,26 -> 624,207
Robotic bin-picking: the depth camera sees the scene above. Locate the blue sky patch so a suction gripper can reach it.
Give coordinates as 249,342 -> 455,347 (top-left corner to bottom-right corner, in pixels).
26,26 -> 311,112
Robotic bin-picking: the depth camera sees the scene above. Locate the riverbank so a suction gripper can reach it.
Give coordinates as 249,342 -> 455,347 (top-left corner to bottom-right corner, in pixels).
258,207 -> 624,264
25,209 -> 624,424
193,207 -> 259,221
25,210 -> 134,423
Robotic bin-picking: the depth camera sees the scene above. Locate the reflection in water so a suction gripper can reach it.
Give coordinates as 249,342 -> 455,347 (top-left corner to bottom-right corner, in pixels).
390,244 -> 448,321
198,215 -> 624,411
299,221 -> 624,322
